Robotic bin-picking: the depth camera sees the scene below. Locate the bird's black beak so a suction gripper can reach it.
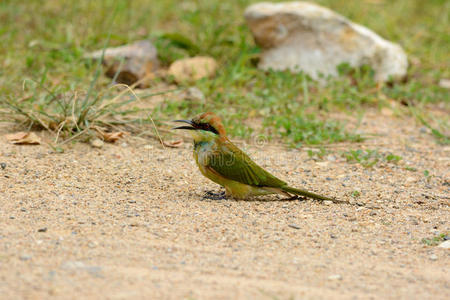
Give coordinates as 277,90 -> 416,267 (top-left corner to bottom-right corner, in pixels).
172,119 -> 197,130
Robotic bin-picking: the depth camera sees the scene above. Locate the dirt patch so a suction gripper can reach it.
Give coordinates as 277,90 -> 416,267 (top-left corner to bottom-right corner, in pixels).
0,111 -> 448,299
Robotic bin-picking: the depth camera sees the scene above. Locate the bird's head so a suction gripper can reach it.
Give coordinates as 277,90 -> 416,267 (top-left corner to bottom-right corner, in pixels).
173,112 -> 226,142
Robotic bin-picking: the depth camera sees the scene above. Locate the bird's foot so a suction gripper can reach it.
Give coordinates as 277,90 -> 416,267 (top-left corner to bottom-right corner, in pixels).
203,190 -> 226,200
281,195 -> 306,201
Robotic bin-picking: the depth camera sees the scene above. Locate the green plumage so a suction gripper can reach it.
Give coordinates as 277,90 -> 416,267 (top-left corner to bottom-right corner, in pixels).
207,140 -> 286,188
206,139 -> 332,200
174,112 -> 334,201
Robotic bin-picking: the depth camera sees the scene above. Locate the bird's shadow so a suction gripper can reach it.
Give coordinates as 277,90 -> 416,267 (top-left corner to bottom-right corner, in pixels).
201,190 -> 307,202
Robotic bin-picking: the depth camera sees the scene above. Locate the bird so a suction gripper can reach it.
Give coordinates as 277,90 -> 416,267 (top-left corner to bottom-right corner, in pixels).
173,112 -> 334,201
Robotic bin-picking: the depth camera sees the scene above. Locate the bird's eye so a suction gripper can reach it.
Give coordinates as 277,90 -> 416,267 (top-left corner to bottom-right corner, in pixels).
201,123 -> 218,134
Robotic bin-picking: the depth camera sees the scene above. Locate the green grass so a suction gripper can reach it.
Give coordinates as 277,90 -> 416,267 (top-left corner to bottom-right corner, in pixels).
342,149 -> 402,168
0,0 -> 448,145
421,233 -> 447,246
351,190 -> 361,198
307,147 -> 329,160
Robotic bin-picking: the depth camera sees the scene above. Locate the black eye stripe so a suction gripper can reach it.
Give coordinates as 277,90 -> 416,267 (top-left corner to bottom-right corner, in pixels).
196,123 -> 219,134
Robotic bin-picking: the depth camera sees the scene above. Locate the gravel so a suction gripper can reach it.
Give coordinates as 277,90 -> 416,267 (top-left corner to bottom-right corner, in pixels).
0,111 -> 448,299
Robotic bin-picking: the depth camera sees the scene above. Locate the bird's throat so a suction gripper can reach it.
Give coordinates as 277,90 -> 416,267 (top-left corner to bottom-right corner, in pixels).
189,130 -> 217,144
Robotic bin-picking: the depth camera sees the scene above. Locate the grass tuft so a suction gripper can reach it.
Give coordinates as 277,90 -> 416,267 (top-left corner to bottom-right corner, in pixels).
342,149 -> 402,168
0,0 -> 448,145
0,77 -> 167,144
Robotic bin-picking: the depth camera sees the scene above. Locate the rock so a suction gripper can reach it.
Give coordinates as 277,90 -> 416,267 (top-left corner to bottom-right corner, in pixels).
326,155 -> 336,162
181,87 -> 206,103
61,260 -> 102,276
381,107 -> 394,117
19,254 -> 32,261
245,2 -> 408,82
90,139 -> 104,148
37,227 -> 47,232
405,177 -> 416,184
168,56 -> 218,83
85,40 -> 159,87
323,200 -> 333,206
438,240 -> 450,249
429,254 -> 438,261
328,274 -> 342,280
288,224 -> 301,229
439,79 -> 450,89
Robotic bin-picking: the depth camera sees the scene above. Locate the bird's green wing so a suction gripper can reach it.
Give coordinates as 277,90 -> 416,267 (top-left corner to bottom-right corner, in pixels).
207,139 -> 286,187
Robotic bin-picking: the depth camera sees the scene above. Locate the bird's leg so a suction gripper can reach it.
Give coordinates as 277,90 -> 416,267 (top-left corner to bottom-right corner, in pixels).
280,192 -> 304,201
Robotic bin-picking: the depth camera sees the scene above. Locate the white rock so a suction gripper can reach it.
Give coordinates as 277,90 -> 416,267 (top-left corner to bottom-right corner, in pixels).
438,240 -> 450,249
328,274 -> 342,280
429,254 -> 438,261
245,2 -> 408,82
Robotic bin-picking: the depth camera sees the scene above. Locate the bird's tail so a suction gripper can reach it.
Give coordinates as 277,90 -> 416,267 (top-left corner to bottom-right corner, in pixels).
282,185 -> 332,201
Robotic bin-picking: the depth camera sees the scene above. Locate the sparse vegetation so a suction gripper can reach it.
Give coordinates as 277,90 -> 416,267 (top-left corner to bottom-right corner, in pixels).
307,147 -> 329,160
421,233 -> 447,246
351,190 -> 361,198
0,73 -> 169,144
342,149 -> 402,168
0,0 -> 448,145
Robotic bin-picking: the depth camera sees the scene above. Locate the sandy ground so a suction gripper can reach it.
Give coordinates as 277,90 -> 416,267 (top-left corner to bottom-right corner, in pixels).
0,111 -> 449,299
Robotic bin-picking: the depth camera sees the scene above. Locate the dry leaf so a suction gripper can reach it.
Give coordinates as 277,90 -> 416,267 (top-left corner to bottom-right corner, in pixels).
162,139 -> 183,148
101,131 -> 126,143
5,132 -> 41,145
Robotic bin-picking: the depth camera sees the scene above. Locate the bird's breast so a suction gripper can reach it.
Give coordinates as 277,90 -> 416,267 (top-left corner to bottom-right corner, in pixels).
194,141 -> 216,166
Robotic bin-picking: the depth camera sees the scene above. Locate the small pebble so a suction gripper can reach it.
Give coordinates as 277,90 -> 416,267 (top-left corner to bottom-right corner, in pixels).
90,139 -> 104,148
20,254 -> 31,261
323,200 -> 333,206
288,224 -> 301,230
38,227 -> 47,233
438,78 -> 450,89
438,240 -> 450,249
0,163 -> 6,170
405,177 -> 416,183
429,254 -> 438,261
328,274 -> 342,280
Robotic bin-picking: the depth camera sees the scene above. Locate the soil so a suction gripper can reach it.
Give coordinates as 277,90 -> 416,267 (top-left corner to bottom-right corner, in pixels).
0,110 -> 449,299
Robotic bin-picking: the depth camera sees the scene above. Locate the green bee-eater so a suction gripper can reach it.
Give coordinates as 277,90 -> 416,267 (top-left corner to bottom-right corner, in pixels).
173,112 -> 333,201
